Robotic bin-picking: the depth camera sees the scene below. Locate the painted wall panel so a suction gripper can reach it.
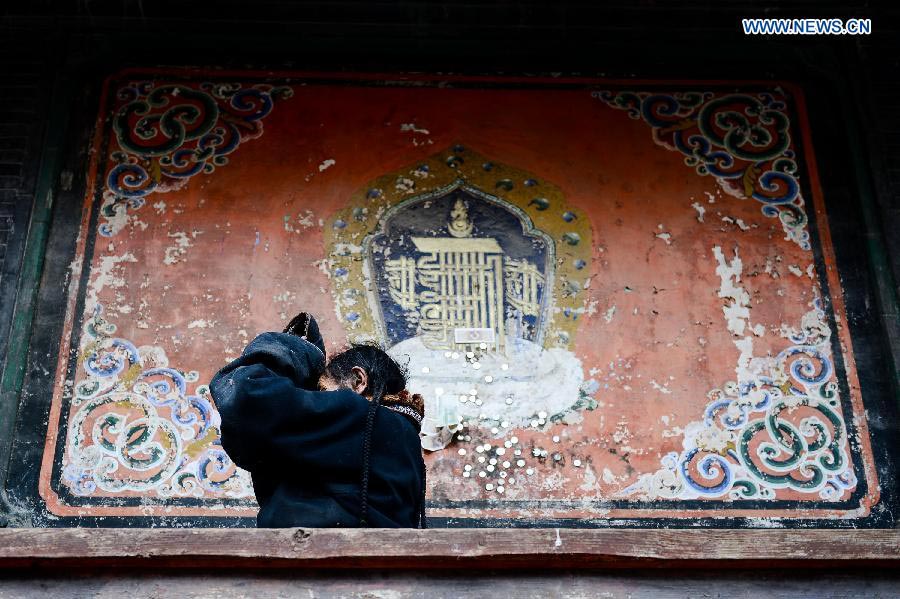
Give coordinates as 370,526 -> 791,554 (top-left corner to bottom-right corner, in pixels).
37,71 -> 878,523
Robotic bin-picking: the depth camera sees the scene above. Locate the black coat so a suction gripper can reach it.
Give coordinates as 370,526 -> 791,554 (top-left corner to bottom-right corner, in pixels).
210,332 -> 425,528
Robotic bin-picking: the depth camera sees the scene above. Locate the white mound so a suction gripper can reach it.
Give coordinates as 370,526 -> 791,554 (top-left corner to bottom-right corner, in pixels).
388,335 -> 585,429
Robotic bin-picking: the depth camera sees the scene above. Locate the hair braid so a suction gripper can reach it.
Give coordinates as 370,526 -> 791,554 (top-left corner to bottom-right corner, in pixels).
358,396 -> 381,527
324,344 -> 419,528
419,456 -> 428,529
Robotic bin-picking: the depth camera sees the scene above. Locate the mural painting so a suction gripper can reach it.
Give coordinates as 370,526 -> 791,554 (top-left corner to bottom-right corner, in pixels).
38,71 -> 879,523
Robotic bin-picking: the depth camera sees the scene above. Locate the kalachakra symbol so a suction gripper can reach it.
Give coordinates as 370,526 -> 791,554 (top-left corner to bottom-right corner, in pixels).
367,186 -> 591,447
324,148 -> 596,447
383,198 -> 546,352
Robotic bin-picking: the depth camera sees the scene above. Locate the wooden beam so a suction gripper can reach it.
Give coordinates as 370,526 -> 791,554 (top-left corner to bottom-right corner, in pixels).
0,528 -> 898,569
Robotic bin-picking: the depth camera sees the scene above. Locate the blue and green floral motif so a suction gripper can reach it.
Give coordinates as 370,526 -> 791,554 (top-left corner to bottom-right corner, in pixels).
625,300 -> 857,502
100,81 -> 292,237
594,91 -> 810,250
62,305 -> 255,500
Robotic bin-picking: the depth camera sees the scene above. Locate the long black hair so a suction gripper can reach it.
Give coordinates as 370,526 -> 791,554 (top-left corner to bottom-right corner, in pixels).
324,345 -> 427,528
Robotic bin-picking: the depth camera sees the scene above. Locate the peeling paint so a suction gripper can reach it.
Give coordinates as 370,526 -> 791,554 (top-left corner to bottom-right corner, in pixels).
691,201 -> 706,222
604,305 -> 617,323
163,230 -> 200,265
712,245 -> 750,336
85,252 -> 138,315
649,379 -> 672,394
38,77 -> 875,523
400,123 -> 430,135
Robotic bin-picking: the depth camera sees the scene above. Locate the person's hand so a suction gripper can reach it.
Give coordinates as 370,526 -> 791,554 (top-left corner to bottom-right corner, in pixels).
283,312 -> 326,359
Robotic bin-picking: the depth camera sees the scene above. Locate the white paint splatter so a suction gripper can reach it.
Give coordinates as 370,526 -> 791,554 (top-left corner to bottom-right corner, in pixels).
712,245 -> 750,336
333,242 -> 364,255
711,245 -> 773,384
284,209 -> 317,232
691,202 -> 706,222
649,379 -> 672,394
400,123 -> 430,135
579,463 -> 598,491
602,468 -> 618,484
98,193 -> 130,237
764,256 -> 780,279
318,159 -> 335,172
604,305 -> 617,323
163,230 -> 200,265
734,336 -> 756,384
85,252 -> 138,315
395,177 -> 416,194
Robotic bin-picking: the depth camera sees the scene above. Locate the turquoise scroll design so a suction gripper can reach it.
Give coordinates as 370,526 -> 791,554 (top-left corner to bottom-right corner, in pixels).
61,305 -> 254,499
625,300 -> 857,502
673,348 -> 852,501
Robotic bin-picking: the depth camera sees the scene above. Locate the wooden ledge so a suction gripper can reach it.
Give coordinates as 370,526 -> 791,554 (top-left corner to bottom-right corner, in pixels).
0,528 -> 899,569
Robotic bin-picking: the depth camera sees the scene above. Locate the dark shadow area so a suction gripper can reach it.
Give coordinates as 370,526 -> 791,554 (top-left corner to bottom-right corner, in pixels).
2,568 -> 900,598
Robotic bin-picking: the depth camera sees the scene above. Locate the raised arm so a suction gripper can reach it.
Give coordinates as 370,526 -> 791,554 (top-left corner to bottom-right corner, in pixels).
209,331 -> 369,472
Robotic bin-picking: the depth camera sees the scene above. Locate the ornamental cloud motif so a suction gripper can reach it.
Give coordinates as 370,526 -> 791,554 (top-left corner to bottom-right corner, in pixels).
595,91 -> 811,250
63,305 -> 255,501
100,81 -> 292,237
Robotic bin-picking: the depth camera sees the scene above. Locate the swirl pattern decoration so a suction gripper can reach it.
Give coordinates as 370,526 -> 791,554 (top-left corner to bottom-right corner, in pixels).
594,91 -> 810,250
624,299 -> 856,502
62,305 -> 255,500
100,81 -> 293,237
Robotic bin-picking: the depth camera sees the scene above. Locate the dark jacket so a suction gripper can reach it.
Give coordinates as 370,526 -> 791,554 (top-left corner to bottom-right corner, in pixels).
210,331 -> 425,528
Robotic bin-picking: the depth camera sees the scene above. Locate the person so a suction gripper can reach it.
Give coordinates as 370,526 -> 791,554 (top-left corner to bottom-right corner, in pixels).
210,312 -> 427,528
